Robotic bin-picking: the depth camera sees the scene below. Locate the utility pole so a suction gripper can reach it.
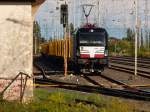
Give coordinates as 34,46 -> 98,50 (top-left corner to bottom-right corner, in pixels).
64,26 -> 68,76
73,0 -> 76,28
97,0 -> 100,26
34,22 -> 37,55
144,0 -> 149,50
135,0 -> 139,76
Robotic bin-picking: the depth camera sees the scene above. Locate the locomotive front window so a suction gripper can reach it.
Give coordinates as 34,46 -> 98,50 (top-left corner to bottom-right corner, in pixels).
79,33 -> 106,46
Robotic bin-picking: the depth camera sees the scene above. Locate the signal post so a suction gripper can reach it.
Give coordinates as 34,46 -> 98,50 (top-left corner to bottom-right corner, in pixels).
60,3 -> 68,76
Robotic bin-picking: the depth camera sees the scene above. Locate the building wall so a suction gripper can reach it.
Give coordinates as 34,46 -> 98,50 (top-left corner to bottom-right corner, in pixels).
0,3 -> 33,101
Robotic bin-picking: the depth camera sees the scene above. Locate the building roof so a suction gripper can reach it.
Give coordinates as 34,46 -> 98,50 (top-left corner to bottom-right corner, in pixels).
32,0 -> 45,6
32,0 -> 46,17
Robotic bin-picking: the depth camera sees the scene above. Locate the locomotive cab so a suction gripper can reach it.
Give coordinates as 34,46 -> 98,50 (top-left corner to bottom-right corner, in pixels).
74,27 -> 108,74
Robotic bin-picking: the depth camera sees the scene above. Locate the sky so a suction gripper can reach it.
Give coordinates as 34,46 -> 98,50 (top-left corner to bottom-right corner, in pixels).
35,0 -> 150,39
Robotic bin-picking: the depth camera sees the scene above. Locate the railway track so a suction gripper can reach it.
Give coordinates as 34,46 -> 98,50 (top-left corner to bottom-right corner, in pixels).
82,74 -> 123,89
111,56 -> 150,61
35,77 -> 150,101
33,57 -> 150,101
109,56 -> 150,79
110,56 -> 150,68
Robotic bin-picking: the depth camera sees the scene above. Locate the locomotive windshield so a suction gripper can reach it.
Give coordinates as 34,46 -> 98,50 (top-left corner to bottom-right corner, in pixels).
79,32 -> 106,46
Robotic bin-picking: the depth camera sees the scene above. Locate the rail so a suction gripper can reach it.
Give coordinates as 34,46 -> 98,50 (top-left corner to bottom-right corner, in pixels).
109,56 -> 150,79
33,56 -> 150,101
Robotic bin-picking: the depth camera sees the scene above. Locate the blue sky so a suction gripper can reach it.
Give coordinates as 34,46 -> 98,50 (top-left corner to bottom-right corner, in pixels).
35,0 -> 150,39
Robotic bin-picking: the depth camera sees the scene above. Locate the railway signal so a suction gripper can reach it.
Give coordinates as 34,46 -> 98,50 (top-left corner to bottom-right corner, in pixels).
60,4 -> 68,27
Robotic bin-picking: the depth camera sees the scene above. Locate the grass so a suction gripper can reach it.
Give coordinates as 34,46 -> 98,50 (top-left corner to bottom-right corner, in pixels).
0,88 -> 141,112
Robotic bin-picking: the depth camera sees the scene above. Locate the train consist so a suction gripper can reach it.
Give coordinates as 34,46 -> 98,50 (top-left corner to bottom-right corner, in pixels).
40,24 -> 109,74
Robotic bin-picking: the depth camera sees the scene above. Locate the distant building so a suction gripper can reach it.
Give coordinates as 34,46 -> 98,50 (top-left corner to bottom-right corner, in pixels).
109,37 -> 120,43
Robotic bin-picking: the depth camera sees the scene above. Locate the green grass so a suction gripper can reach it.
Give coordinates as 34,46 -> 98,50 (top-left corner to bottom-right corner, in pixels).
0,88 -> 138,112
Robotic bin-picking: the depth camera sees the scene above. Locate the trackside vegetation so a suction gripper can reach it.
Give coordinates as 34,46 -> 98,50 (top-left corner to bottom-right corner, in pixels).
0,88 -> 144,112
108,28 -> 150,57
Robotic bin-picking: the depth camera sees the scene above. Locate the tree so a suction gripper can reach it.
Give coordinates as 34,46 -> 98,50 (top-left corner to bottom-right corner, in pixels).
141,29 -> 144,48
33,21 -> 41,38
124,28 -> 135,56
69,23 -> 75,36
126,28 -> 135,41
33,21 -> 42,54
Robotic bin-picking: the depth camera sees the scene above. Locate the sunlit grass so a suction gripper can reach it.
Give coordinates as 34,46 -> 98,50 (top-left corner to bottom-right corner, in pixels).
0,88 -> 138,112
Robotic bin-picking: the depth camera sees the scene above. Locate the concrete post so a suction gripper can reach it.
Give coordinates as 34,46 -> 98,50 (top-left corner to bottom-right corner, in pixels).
0,2 -> 33,101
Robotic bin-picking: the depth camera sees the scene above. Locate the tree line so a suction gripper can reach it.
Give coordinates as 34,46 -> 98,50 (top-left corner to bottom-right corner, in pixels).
109,28 -> 150,57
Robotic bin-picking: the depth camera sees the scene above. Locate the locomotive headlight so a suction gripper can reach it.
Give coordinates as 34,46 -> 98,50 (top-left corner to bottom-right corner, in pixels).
104,50 -> 108,56
90,29 -> 94,32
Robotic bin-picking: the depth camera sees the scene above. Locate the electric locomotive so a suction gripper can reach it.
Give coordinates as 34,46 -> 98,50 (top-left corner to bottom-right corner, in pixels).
71,24 -> 108,73
40,24 -> 108,74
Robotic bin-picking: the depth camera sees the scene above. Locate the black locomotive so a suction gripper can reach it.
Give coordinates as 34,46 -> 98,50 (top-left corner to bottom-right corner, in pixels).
40,24 -> 109,74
